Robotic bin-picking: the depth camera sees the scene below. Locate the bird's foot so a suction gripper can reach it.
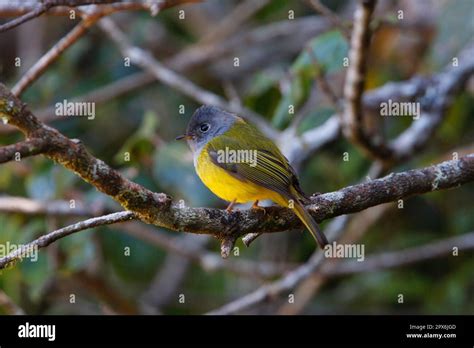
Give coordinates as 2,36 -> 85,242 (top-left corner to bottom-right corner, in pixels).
251,200 -> 266,214
225,199 -> 237,213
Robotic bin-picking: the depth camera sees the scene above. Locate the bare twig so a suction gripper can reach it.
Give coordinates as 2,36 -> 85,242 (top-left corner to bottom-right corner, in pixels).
0,0 -> 52,33
341,1 -> 474,163
327,232 -> 474,276
0,15 -> 332,134
292,35 -> 474,169
208,203 -> 388,315
2,80 -> 474,251
12,13 -> 104,96
0,194 -> 290,279
305,0 -> 351,39
0,211 -> 135,269
0,0 -> 198,19
208,250 -> 327,315
0,0 -> 122,33
0,196 -> 104,216
34,72 -> 155,122
341,0 -> 390,159
278,203 -> 391,315
0,138 -> 47,163
199,0 -> 270,45
97,17 -> 278,139
121,222 -> 292,279
281,114 -> 340,167
0,290 -> 24,315
10,0 -> 199,96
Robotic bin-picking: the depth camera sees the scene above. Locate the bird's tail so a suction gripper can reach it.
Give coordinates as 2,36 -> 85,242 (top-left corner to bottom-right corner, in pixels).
292,200 -> 328,249
275,190 -> 328,249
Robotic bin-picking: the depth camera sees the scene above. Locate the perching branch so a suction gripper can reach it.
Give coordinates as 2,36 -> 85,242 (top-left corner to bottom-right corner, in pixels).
0,196 -> 290,279
1,81 -> 473,259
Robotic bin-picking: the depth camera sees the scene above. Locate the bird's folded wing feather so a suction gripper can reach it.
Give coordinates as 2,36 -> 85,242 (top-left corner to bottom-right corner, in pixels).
206,135 -> 294,197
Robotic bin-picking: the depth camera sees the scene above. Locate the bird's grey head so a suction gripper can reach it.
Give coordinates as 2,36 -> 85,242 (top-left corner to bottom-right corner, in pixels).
177,105 -> 239,153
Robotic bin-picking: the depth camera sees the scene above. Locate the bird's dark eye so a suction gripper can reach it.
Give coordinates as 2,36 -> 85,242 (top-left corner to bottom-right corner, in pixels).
200,123 -> 210,132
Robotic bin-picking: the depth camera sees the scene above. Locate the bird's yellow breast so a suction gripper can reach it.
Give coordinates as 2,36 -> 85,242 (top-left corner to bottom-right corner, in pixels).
195,146 -> 279,204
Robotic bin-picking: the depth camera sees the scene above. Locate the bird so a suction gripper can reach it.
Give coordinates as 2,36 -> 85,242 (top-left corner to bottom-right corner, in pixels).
176,105 -> 328,249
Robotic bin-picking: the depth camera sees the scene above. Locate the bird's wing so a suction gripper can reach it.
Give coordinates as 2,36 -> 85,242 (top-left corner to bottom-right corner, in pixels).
206,134 -> 294,198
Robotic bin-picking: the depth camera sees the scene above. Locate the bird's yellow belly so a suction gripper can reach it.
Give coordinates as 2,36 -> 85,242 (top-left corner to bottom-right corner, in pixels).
196,149 -> 278,204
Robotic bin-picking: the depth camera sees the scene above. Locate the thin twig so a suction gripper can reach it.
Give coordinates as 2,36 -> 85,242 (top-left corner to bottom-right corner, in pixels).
327,232 -> 474,276
97,16 -> 278,139
1,83 -> 474,251
10,0 -> 199,96
121,222 -> 293,279
0,1 -> 52,33
208,203 -> 389,315
0,0 -> 197,19
0,196 -> 104,216
305,0 -> 351,40
12,15 -> 101,96
341,0 -> 390,159
208,250 -> 327,315
0,211 -> 136,269
0,138 -> 47,163
199,0 -> 270,45
0,290 -> 24,315
0,0 -> 118,33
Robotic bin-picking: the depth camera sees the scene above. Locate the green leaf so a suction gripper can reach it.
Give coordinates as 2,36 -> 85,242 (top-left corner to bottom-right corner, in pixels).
292,30 -> 349,75
114,110 -> 159,164
272,30 -> 348,128
247,68 -> 285,97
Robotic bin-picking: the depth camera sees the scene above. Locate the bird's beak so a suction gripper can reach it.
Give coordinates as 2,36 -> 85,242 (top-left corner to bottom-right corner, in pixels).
175,134 -> 193,140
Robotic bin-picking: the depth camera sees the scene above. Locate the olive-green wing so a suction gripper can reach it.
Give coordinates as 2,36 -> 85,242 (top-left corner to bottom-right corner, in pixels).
206,134 -> 295,198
